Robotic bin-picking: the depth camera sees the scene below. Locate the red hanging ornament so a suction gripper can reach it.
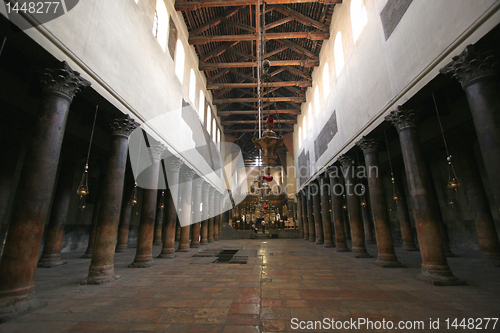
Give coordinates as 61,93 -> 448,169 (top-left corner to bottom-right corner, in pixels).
267,117 -> 274,124
264,205 -> 268,210
262,173 -> 273,182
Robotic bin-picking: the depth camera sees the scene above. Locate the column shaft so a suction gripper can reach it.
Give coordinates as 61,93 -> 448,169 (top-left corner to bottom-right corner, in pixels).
300,191 -> 309,240
393,172 -> 418,251
312,180 -> 324,245
115,177 -> 135,253
306,187 -> 315,242
191,178 -> 203,248
177,168 -> 195,251
319,177 -> 334,247
328,171 -> 349,251
153,191 -> 165,245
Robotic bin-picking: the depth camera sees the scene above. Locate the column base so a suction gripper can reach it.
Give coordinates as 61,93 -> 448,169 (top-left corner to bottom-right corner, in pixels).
354,253 -> 373,258
309,238 -> 315,242
153,241 -> 162,246
336,247 -> 351,252
200,240 -> 208,245
191,243 -> 200,248
81,274 -> 121,285
128,261 -> 154,268
37,260 -> 67,268
416,266 -> 466,286
208,239 -> 214,243
324,242 -> 334,248
402,243 -> 419,251
157,252 -> 176,259
374,258 -> 406,268
0,296 -> 47,324
176,247 -> 190,252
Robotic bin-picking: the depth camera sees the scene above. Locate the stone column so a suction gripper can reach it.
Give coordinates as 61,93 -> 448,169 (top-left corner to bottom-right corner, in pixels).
300,191 -> 309,240
386,106 -> 464,285
200,182 -> 210,245
81,166 -> 106,259
191,177 -> 203,248
208,187 -> 215,243
393,171 -> 418,251
319,174 -> 334,247
306,186 -> 315,242
296,194 -> 303,238
360,192 -> 375,244
213,192 -> 220,241
328,167 -> 350,251
153,191 -> 165,245
453,141 -> 500,266
38,158 -> 77,267
81,115 -> 139,284
177,167 -> 195,252
357,138 -> 404,267
339,155 -> 371,258
157,157 -> 182,259
0,62 -> 89,318
115,175 -> 136,253
129,142 -> 166,268
441,45 -> 500,210
312,180 -> 324,245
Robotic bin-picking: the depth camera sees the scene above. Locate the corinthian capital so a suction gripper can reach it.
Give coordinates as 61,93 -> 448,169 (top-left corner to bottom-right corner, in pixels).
110,114 -> 140,138
385,106 -> 419,132
166,156 -> 184,173
40,61 -> 91,100
149,142 -> 167,161
181,168 -> 196,182
440,45 -> 498,88
193,177 -> 205,188
202,181 -> 211,193
338,154 -> 355,168
356,137 -> 379,154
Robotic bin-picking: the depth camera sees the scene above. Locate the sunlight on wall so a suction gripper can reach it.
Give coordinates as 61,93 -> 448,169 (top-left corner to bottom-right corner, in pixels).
175,40 -> 185,83
299,127 -> 302,148
351,0 -> 367,43
314,86 -> 320,116
199,90 -> 205,118
189,69 -> 196,105
308,103 -> 313,129
302,117 -> 307,138
334,32 -> 344,77
155,0 -> 168,52
207,106 -> 212,133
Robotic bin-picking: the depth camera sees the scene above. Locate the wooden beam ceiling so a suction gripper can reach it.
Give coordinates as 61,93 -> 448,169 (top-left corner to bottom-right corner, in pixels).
199,59 -> 319,70
219,109 -> 301,116
176,0 -> 341,11
222,119 -> 297,125
189,31 -> 329,44
207,81 -> 311,89
213,96 -> 306,104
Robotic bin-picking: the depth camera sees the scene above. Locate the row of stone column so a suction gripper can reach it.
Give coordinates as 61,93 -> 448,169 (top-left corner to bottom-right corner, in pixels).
0,61 -> 226,321
295,44 -> 500,286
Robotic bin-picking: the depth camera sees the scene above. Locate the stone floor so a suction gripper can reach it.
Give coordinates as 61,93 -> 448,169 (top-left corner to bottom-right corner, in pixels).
1,239 -> 500,332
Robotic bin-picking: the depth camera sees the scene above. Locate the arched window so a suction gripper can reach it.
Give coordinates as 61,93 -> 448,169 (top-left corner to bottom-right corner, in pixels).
206,107 -> 212,133
199,91 -> 205,118
351,0 -> 367,43
334,32 -> 344,77
314,86 -> 320,116
323,63 -> 330,100
217,128 -> 220,143
175,40 -> 185,83
189,69 -> 196,104
298,127 -> 302,148
212,119 -> 216,142
155,0 -> 168,52
302,116 -> 307,138
308,103 -> 313,129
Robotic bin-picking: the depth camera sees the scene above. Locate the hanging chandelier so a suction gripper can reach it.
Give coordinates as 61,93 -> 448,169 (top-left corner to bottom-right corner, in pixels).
76,106 -> 98,210
253,116 -> 283,165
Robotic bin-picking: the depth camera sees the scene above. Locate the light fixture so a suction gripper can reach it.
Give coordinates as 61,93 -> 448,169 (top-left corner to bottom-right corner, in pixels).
76,106 -> 98,210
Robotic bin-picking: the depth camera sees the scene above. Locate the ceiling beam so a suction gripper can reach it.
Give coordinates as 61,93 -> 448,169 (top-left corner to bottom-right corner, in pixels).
219,109 -> 301,116
222,119 -> 297,125
225,128 -> 294,133
200,59 -> 319,70
265,16 -> 294,30
208,81 -> 311,89
283,66 -> 312,80
176,0 -> 342,11
214,96 -> 306,104
200,41 -> 238,62
190,7 -> 242,35
221,19 -> 255,32
269,5 -> 329,31
277,40 -> 318,59
189,31 -> 329,44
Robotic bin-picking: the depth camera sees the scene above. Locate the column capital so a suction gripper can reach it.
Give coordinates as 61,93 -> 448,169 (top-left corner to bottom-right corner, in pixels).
338,154 -> 355,168
440,45 -> 498,88
385,106 -> 419,132
40,61 -> 91,100
181,168 -> 196,182
149,142 -> 167,161
356,137 -> 379,154
110,114 -> 140,138
202,181 -> 211,192
209,187 -> 217,195
166,156 -> 184,173
193,177 -> 205,188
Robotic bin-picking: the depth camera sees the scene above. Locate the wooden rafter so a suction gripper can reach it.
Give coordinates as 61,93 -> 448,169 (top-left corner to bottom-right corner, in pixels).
207,81 -> 311,89
176,0 -> 342,11
214,96 -> 305,104
277,40 -> 318,59
200,41 -> 238,62
269,5 -> 329,31
265,16 -> 294,30
189,31 -> 329,44
225,128 -> 294,133
190,7 -> 242,35
219,109 -> 300,116
222,119 -> 297,125
200,59 -> 319,70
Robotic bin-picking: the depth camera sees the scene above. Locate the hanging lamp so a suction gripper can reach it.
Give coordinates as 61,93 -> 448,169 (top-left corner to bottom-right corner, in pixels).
432,93 -> 460,205
76,106 -> 98,209
384,131 -> 399,202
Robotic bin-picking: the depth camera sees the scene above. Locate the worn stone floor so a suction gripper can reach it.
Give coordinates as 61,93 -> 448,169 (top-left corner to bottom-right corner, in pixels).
1,239 -> 500,333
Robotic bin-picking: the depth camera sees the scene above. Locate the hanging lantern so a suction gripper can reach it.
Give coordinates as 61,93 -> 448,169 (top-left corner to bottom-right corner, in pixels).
263,173 -> 273,182
391,177 -> 400,202
252,116 -> 283,165
158,191 -> 165,210
130,183 -> 138,205
77,164 -> 89,210
342,195 -> 347,210
446,155 -> 460,191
